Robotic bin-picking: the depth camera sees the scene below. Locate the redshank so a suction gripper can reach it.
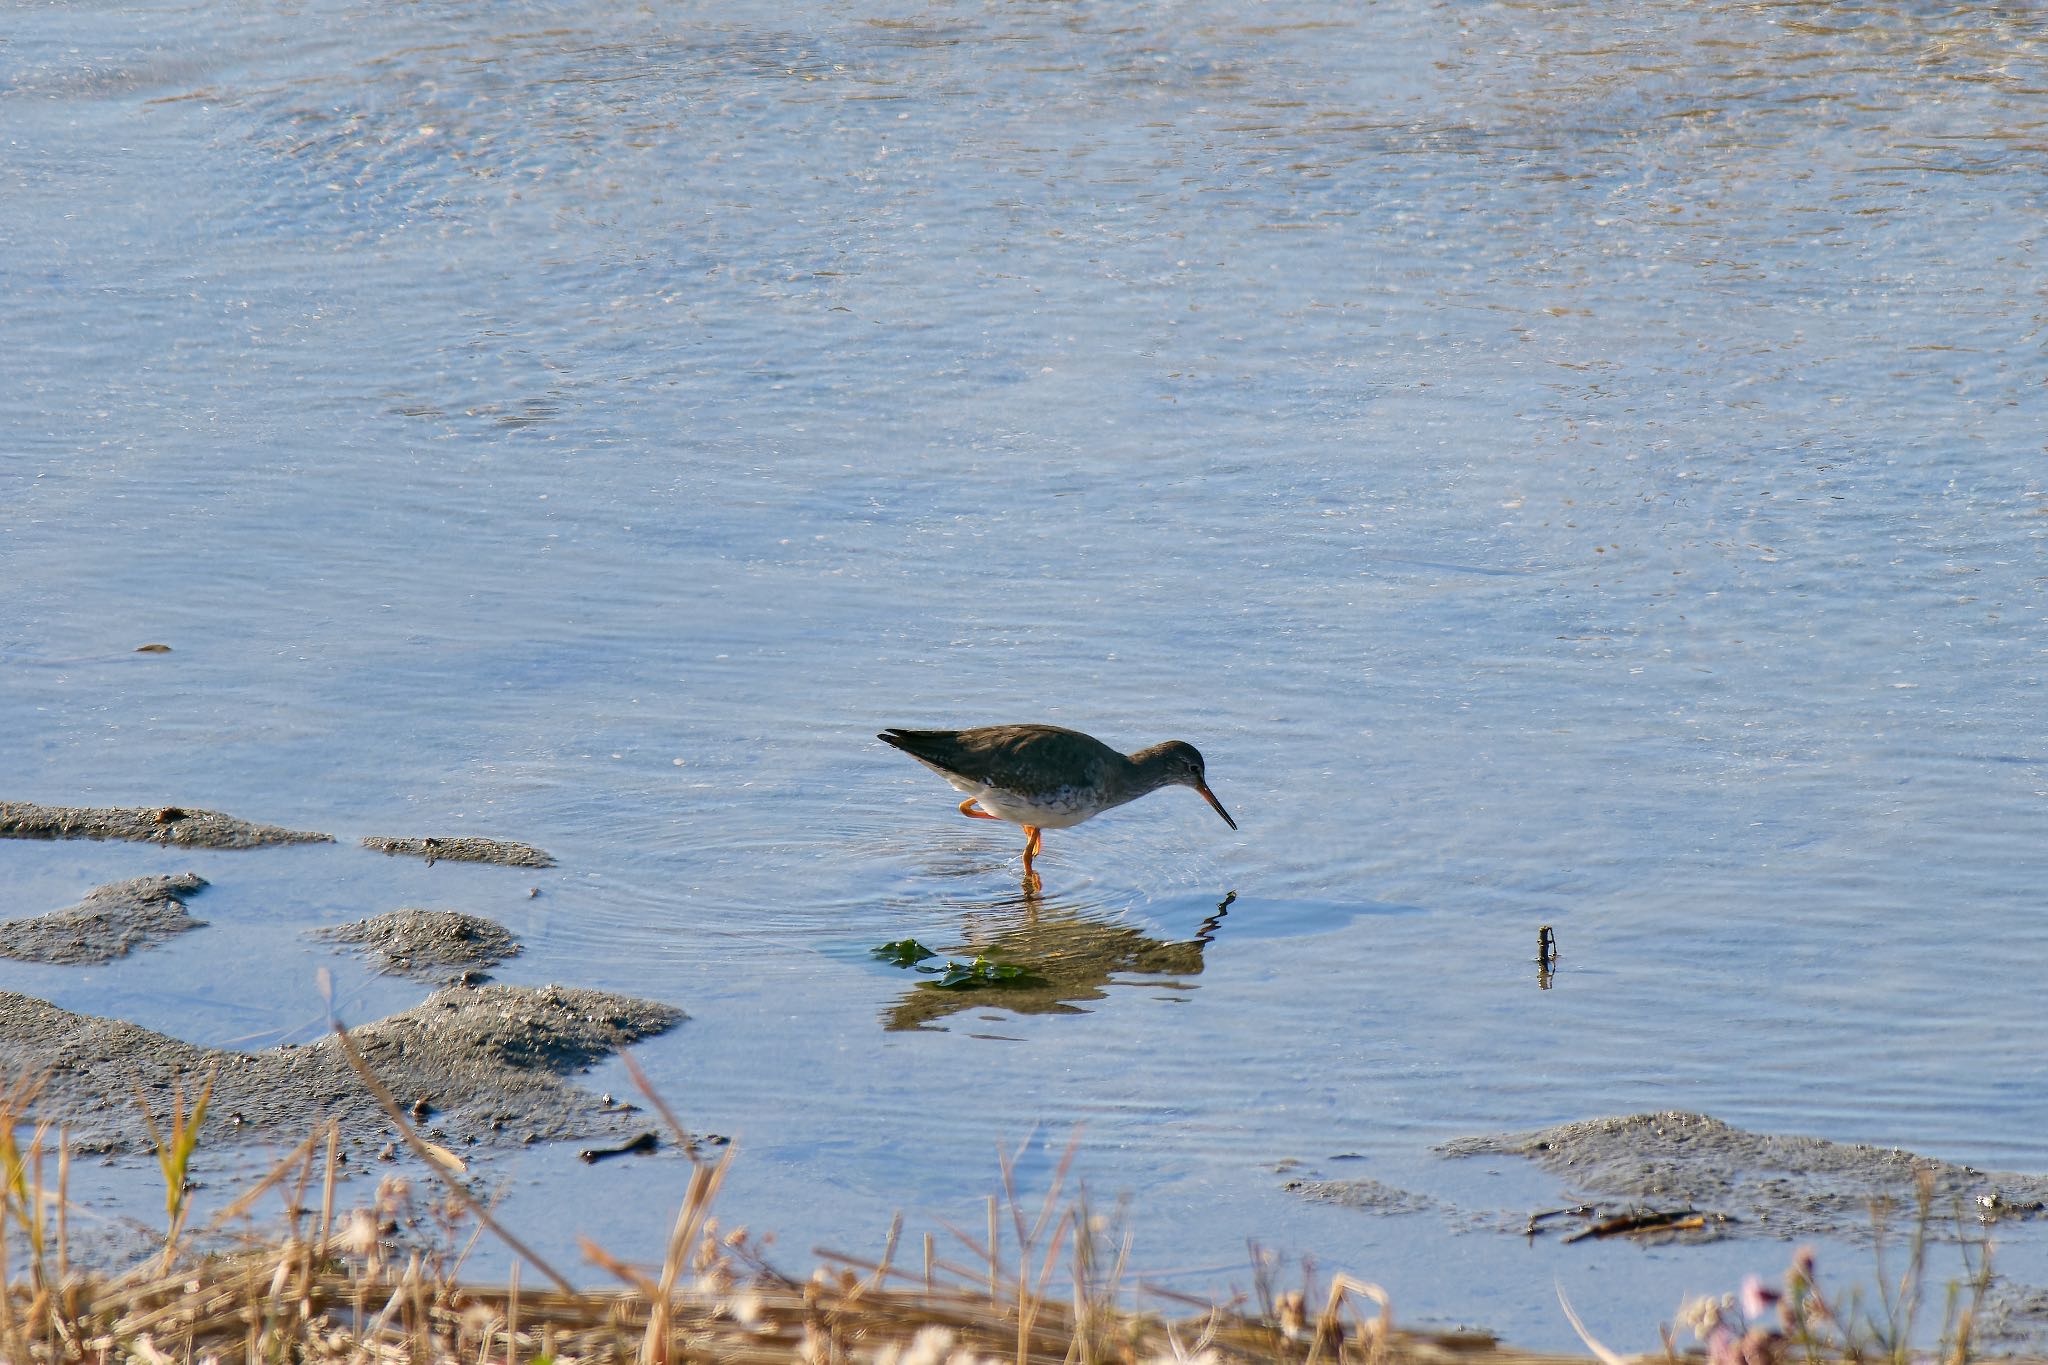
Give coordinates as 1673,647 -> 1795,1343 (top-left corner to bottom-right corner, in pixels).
878,724 -> 1235,884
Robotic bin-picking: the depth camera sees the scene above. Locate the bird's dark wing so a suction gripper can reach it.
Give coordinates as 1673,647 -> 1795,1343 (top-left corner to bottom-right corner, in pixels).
878,725 -> 1120,798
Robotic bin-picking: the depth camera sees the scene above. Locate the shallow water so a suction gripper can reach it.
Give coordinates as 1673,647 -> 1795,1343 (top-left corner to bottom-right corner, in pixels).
5,0 -> 2048,1347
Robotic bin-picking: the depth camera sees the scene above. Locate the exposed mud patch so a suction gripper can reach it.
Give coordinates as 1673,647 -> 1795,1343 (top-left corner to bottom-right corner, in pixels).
1284,1177 -> 1439,1217
313,909 -> 520,981
1442,1111 -> 2048,1239
1983,1282 -> 2048,1347
362,835 -> 555,868
1,983 -> 681,1152
0,873 -> 209,965
0,801 -> 332,849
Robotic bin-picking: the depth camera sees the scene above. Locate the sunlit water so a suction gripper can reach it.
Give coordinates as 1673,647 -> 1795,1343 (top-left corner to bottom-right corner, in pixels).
5,0 -> 2047,1347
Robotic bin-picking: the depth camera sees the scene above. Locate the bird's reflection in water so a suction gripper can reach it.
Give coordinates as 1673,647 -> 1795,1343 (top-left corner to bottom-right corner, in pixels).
883,890 -> 1234,1032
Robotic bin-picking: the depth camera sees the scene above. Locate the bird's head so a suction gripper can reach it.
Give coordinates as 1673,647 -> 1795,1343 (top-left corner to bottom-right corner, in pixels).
1135,740 -> 1236,830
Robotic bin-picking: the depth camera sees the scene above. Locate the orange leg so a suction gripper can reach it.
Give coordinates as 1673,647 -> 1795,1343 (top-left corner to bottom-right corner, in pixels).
959,798 -> 998,820
1021,826 -> 1043,892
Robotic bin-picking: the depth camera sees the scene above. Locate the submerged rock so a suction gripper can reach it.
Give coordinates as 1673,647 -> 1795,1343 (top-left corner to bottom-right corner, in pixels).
313,909 -> 520,980
0,801 -> 332,849
362,835 -> 554,868
0,983 -> 683,1151
1443,1111 -> 2048,1239
1284,1177 -> 1439,1217
0,873 -> 209,965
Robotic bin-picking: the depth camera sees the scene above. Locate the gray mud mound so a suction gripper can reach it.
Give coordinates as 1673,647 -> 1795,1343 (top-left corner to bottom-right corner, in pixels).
362,835 -> 554,868
1284,1177 -> 1439,1217
1983,1282 -> 2048,1347
0,873 -> 209,965
0,801 -> 333,849
313,909 -> 520,980
1443,1111 -> 2048,1239
0,983 -> 681,1151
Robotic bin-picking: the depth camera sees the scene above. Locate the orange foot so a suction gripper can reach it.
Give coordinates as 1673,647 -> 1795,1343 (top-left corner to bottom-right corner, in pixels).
959,798 -> 998,820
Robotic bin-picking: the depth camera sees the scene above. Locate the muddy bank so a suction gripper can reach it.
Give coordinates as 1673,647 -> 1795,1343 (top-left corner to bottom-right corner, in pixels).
1443,1111 -> 2048,1239
0,873 -> 209,965
0,801 -> 333,849
362,835 -> 554,868
1,983 -> 682,1152
313,909 -> 520,981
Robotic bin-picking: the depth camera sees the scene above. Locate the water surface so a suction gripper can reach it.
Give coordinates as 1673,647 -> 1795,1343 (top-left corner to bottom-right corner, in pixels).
4,0 -> 2047,1347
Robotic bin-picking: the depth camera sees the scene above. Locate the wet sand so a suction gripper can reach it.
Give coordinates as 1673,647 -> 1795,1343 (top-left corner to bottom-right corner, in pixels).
0,982 -> 681,1152
361,835 -> 555,868
0,872 -> 209,964
1,801 -> 333,849
1443,1111 -> 2048,1239
1285,1176 -> 1441,1218
313,907 -> 521,981
0,814 -> 654,1158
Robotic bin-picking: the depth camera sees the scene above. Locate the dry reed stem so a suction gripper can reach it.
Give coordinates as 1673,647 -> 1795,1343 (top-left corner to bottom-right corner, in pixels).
324,1017 -> 577,1296
619,1051 -> 699,1163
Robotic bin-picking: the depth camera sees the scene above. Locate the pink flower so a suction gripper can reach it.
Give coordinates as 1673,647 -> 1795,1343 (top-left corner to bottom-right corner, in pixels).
1741,1274 -> 1782,1321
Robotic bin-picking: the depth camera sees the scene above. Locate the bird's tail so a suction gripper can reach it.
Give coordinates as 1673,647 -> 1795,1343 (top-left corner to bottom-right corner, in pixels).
877,728 -> 951,764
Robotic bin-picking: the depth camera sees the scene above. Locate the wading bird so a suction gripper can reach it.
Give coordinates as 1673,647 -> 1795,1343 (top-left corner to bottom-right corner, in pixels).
879,724 -> 1235,886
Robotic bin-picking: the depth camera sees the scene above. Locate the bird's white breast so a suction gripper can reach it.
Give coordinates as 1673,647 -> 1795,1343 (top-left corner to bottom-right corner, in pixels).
970,783 -> 1101,829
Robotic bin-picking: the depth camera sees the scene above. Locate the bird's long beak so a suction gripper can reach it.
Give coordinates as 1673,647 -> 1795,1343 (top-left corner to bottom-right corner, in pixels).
1196,782 -> 1237,831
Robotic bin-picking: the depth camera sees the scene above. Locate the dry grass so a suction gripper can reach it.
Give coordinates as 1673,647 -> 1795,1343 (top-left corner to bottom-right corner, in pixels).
0,1217 -> 1507,1365
0,1051 -> 2028,1365
0,1042 -> 1495,1365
